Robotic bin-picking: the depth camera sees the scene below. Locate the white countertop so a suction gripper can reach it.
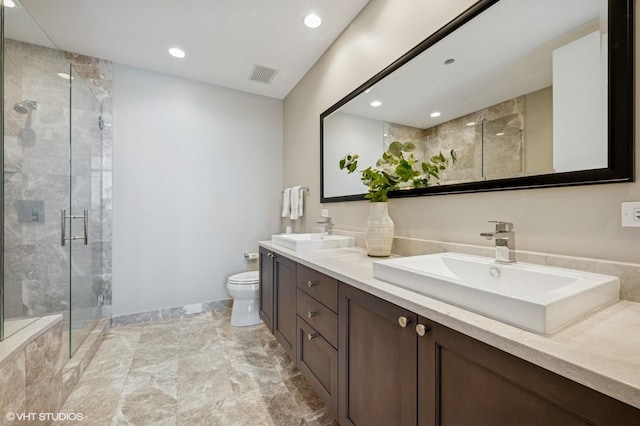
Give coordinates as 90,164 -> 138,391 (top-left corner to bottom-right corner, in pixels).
260,241 -> 640,409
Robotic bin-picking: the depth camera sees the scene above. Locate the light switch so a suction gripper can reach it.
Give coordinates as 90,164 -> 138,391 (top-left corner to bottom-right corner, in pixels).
621,202 -> 640,227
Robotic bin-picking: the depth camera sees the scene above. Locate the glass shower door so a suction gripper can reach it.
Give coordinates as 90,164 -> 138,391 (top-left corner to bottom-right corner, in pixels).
2,37 -> 72,344
69,65 -> 102,355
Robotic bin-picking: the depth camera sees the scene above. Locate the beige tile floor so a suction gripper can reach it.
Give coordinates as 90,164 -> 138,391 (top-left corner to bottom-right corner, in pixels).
54,309 -> 336,426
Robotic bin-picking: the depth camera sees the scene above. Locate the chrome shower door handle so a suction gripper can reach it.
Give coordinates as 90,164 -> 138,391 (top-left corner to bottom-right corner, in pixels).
61,209 -> 89,245
61,209 -> 66,246
83,209 -> 88,245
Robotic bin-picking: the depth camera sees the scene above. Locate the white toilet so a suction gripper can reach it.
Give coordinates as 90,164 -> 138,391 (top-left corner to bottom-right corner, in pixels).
227,270 -> 263,327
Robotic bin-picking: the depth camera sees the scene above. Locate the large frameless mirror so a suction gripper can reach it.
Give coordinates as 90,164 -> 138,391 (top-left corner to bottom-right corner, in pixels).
321,0 -> 634,202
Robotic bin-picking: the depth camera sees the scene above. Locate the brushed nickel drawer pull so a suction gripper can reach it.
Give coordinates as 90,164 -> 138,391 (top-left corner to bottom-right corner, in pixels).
307,311 -> 318,319
307,280 -> 317,287
308,333 -> 318,340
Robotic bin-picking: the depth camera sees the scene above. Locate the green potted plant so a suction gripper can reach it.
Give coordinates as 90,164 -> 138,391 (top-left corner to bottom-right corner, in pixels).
339,141 -> 456,256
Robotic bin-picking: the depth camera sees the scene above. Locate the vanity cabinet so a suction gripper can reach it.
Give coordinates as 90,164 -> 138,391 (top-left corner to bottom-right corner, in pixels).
259,248 -> 297,358
339,283 -> 418,426
339,283 -> 640,426
259,247 -> 274,331
260,251 -> 640,425
418,318 -> 640,426
296,265 -> 339,418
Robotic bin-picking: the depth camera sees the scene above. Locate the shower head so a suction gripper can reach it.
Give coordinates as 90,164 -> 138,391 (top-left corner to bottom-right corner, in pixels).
13,100 -> 38,114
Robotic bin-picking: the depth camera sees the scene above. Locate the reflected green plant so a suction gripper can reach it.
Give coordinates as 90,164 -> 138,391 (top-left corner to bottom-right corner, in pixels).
339,141 -> 457,202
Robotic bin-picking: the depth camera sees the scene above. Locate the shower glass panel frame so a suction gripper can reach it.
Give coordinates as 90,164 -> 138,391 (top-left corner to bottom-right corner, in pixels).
69,64 -> 102,356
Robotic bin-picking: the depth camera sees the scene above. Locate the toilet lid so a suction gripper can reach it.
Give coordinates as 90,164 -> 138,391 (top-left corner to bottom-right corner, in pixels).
228,270 -> 260,285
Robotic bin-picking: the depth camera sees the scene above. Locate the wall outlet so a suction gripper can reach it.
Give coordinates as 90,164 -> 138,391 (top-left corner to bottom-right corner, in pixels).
321,208 -> 329,218
621,202 -> 640,227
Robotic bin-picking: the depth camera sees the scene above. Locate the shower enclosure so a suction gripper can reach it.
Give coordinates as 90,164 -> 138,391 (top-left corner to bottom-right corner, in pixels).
1,1 -> 109,359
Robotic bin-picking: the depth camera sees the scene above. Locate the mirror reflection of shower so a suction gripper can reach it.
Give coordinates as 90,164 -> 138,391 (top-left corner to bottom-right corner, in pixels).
14,99 -> 38,145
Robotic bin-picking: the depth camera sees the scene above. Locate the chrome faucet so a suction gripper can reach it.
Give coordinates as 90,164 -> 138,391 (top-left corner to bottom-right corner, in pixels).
480,221 -> 516,263
316,216 -> 334,235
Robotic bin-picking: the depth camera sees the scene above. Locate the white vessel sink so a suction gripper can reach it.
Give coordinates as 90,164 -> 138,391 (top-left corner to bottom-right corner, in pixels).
271,233 -> 355,251
372,252 -> 619,334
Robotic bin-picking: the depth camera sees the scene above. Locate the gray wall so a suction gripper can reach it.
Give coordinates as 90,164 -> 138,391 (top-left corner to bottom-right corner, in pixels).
283,0 -> 640,264
112,64 -> 283,316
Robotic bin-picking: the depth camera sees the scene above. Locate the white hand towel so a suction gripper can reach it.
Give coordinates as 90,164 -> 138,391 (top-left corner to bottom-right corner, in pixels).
297,186 -> 304,218
290,186 -> 301,220
281,187 -> 291,218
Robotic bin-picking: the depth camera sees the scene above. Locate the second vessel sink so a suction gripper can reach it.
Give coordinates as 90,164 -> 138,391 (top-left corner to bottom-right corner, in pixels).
372,252 -> 619,334
271,233 -> 354,251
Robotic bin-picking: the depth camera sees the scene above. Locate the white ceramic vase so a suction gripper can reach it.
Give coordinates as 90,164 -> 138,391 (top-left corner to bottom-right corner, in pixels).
364,202 -> 394,257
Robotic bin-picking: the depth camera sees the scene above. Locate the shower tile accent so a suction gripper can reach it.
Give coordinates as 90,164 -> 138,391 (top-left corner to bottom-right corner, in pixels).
61,318 -> 110,403
0,351 -> 26,418
0,316 -> 65,426
0,315 -> 109,425
111,299 -> 233,327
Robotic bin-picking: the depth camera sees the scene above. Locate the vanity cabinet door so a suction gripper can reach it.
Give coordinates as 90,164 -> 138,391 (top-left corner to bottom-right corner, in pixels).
258,247 -> 274,332
339,283 -> 417,426
417,317 -> 640,426
297,316 -> 338,417
274,254 -> 297,359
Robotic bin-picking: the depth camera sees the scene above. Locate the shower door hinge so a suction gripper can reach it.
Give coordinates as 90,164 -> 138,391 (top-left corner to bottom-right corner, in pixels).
98,116 -> 112,130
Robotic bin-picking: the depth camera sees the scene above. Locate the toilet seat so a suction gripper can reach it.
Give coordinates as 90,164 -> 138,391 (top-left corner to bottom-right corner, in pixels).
228,271 -> 259,285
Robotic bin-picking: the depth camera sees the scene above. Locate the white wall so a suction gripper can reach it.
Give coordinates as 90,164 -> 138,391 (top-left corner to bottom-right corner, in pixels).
323,112 -> 384,198
283,0 -> 640,264
553,31 -> 605,172
112,64 -> 283,316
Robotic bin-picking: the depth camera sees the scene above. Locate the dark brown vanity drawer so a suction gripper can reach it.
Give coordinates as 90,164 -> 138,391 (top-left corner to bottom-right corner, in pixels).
296,316 -> 338,418
297,265 -> 338,312
296,289 -> 337,348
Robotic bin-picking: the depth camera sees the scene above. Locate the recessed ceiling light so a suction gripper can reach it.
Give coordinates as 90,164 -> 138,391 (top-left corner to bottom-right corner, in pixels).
496,132 -> 505,136
370,101 -> 382,107
364,89 -> 371,94
4,0 -> 15,7
57,72 -> 73,80
304,13 -> 322,28
430,111 -> 441,118
444,58 -> 455,65
168,47 -> 186,58
466,121 -> 476,126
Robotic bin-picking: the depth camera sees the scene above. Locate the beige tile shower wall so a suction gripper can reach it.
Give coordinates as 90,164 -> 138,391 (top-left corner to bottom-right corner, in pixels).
283,0 -> 640,268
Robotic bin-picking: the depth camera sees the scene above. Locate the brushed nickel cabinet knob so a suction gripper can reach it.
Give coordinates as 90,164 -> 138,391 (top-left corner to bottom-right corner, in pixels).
416,324 -> 429,336
398,316 -> 410,328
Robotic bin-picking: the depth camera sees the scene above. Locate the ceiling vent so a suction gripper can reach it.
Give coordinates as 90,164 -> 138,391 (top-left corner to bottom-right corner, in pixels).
249,64 -> 278,85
